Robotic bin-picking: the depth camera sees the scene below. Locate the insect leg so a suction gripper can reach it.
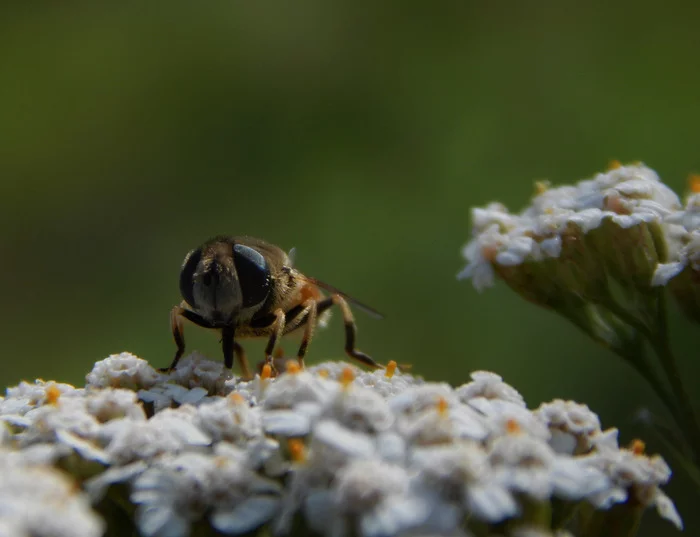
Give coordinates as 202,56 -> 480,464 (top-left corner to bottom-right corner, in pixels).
165,305 -> 218,372
234,341 -> 252,380
221,325 -> 235,370
333,295 -> 383,369
264,309 -> 287,366
295,300 -> 318,368
167,306 -> 187,371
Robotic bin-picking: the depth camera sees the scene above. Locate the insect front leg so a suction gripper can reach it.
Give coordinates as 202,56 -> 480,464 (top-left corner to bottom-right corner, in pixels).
264,309 -> 287,369
165,305 -> 217,372
167,306 -> 187,371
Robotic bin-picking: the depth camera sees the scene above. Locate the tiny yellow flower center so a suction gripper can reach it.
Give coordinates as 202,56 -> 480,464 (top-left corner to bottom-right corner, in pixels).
228,392 -> 245,405
689,174 -> 700,193
288,438 -> 306,463
631,439 -> 646,455
286,361 -> 301,375
481,244 -> 499,263
340,367 -> 355,388
506,418 -> 521,434
260,364 -> 273,380
437,397 -> 449,417
607,159 -> 622,170
534,180 -> 550,195
385,361 -> 397,378
45,384 -> 61,406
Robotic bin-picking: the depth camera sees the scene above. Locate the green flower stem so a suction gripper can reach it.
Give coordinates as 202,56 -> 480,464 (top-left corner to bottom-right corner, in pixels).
649,291 -> 700,460
645,414 -> 700,489
563,303 -> 680,426
595,298 -> 682,427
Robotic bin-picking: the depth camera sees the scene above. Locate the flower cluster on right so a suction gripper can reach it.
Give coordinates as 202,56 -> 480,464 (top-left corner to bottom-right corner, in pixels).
458,162 -> 700,314
0,352 -> 682,537
458,162 -> 700,531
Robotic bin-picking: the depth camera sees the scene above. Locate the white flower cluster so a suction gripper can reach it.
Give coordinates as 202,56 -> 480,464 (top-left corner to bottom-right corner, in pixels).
652,189 -> 700,286
458,163 -> 680,294
0,352 -> 682,537
0,446 -> 105,537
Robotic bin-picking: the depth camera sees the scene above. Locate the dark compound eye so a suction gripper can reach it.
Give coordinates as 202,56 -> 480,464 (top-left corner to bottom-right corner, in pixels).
233,243 -> 271,308
179,247 -> 202,308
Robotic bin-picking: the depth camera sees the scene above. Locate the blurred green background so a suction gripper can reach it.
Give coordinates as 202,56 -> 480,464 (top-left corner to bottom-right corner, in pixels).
2,2 -> 700,535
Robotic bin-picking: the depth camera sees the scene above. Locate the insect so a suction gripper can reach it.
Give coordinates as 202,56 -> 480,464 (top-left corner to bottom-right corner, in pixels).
167,235 -> 384,377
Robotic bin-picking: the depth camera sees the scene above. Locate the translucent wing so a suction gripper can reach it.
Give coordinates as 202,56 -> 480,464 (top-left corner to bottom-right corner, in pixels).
304,276 -> 385,320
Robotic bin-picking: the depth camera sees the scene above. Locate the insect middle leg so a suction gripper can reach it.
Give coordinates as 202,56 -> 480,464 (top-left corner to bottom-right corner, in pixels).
220,327 -> 253,378
292,300 -> 318,368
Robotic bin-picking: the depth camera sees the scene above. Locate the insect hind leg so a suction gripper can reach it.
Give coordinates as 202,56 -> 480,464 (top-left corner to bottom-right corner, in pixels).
331,295 -> 384,370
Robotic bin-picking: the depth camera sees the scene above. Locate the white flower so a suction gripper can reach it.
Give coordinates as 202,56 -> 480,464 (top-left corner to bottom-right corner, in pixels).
652,261 -> 686,286
1,380 -> 80,416
456,371 -> 526,407
16,398 -> 105,462
488,432 -> 609,501
132,450 -> 281,537
138,383 -> 209,412
668,192 -> 700,231
535,400 -> 602,455
263,370 -> 338,410
86,352 -> 161,390
400,401 -> 489,446
102,408 -> 210,464
388,384 -> 458,416
164,352 -> 231,394
322,384 -> 394,434
459,164 -> 680,295
320,459 -> 438,537
375,431 -> 407,465
471,202 -> 518,232
468,398 -> 550,441
195,394 -> 263,445
264,408 -> 314,437
411,443 -> 519,523
307,361 -> 362,381
85,388 -> 146,422
457,224 -> 501,290
585,444 -> 682,528
84,460 -> 149,501
0,449 -> 104,537
311,420 -> 376,462
240,437 -> 289,477
353,367 -> 422,399
0,356 -> 683,536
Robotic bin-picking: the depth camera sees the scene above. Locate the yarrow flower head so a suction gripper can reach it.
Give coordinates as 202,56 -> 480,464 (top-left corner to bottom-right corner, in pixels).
0,352 -> 682,536
459,163 -> 678,306
86,352 -> 162,390
0,448 -> 104,537
651,186 -> 700,323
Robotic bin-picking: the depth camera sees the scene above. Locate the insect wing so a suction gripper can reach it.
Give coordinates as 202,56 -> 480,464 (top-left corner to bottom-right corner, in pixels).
304,276 -> 384,319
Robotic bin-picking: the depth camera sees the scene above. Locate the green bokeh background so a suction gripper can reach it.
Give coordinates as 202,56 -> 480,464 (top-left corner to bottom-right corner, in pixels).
2,2 -> 699,535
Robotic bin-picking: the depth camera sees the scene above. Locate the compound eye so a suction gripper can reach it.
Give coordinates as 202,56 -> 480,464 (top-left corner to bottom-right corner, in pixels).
179,248 -> 202,308
233,243 -> 271,308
